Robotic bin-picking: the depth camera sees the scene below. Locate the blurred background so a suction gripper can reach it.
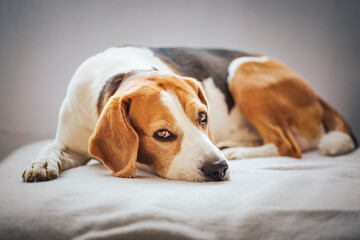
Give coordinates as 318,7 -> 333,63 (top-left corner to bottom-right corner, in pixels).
0,0 -> 359,160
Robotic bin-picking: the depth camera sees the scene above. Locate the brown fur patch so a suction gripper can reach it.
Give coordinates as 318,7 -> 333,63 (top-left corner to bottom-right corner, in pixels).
229,58 -> 324,158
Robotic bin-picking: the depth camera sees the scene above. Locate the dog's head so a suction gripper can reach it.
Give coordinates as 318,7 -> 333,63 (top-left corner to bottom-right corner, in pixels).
89,71 -> 229,182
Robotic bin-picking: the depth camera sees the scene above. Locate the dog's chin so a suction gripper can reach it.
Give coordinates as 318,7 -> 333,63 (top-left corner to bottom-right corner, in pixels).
202,173 -> 230,182
164,171 -> 230,182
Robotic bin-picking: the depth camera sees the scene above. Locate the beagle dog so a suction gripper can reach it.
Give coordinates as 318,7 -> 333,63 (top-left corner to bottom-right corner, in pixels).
22,46 -> 357,182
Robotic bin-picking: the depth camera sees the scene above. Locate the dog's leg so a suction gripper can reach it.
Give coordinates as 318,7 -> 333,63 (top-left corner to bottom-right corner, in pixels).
22,141 -> 89,182
217,140 -> 245,150
227,56 -> 330,159
23,99 -> 92,182
217,138 -> 263,150
218,124 -> 300,160
217,139 -> 279,160
222,143 -> 279,160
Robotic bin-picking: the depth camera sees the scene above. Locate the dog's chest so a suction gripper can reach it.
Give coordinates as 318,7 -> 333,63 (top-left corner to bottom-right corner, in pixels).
203,78 -> 261,146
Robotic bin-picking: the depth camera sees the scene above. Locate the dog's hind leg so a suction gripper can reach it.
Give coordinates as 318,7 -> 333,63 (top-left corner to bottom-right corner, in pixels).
227,56 -> 324,159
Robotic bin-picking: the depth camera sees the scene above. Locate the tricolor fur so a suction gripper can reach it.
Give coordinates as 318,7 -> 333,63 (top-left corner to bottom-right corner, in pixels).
22,46 -> 357,182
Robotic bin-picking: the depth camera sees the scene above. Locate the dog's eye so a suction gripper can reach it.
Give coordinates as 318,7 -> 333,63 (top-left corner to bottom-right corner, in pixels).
199,112 -> 208,127
153,129 -> 177,142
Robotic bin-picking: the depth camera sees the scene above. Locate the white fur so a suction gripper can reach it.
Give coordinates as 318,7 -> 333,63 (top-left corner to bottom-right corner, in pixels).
203,77 -> 261,146
318,131 -> 355,156
227,56 -> 269,84
160,91 -> 228,181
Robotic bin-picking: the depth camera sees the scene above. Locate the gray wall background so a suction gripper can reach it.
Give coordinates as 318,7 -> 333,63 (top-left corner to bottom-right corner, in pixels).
0,0 -> 359,160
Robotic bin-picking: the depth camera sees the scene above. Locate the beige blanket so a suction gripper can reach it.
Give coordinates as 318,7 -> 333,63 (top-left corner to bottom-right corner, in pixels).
1,140 -> 359,239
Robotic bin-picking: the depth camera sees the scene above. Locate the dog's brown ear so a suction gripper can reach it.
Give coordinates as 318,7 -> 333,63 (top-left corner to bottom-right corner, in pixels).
183,77 -> 216,143
89,96 -> 139,178
183,77 -> 209,107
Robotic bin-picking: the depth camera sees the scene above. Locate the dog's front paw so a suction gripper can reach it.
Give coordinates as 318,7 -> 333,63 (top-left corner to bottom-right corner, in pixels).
222,148 -> 248,160
22,160 -> 63,182
222,144 -> 279,160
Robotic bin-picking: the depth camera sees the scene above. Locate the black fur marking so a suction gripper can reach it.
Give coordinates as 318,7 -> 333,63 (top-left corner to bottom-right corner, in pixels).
97,71 -> 136,114
151,47 -> 252,112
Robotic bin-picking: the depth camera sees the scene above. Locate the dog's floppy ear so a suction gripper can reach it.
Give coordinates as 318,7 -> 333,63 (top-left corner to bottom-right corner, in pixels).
88,95 -> 139,178
183,77 -> 209,107
183,77 -> 216,143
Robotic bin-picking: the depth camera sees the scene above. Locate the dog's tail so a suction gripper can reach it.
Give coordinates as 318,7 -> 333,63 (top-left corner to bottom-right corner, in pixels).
317,97 -> 357,156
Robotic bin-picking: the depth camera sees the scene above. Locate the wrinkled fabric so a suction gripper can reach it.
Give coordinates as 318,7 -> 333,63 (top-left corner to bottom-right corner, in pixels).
1,140 -> 359,240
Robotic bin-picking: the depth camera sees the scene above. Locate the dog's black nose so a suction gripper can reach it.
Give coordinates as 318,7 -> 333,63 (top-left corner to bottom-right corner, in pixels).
201,160 -> 229,181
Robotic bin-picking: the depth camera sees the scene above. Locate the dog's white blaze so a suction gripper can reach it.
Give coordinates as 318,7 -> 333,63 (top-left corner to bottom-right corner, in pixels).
227,56 -> 269,84
160,91 -> 226,181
